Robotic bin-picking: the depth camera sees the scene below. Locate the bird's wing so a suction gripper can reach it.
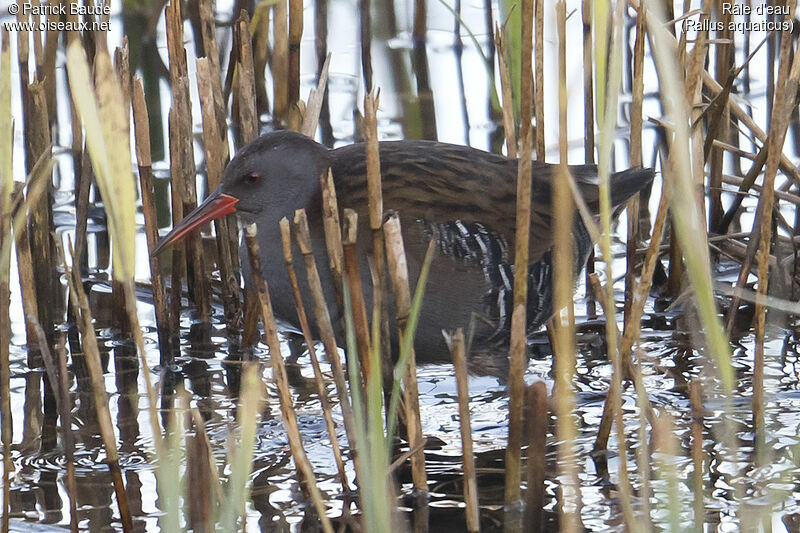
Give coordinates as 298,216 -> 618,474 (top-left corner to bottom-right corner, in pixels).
332,140 -> 558,263
331,141 -> 653,264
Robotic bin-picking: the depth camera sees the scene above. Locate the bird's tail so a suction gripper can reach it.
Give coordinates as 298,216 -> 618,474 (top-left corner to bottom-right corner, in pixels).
564,165 -> 656,213
609,167 -> 656,207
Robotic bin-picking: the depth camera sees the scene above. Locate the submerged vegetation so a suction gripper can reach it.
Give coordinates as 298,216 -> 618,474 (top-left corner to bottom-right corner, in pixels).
1,0 -> 800,531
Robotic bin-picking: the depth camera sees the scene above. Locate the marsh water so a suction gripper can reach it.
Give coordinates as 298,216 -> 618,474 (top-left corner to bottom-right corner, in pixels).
4,0 -> 800,531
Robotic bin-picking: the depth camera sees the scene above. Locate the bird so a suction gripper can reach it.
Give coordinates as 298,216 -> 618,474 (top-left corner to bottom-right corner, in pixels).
154,130 -> 654,376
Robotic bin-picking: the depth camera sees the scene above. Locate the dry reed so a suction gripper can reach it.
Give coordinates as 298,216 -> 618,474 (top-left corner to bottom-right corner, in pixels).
503,0 -> 534,526
494,25 -> 516,157
293,210 -> 360,461
384,213 -> 428,531
552,3 -> 580,531
451,329 -> 479,533
273,0 -> 289,122
524,381 -> 547,533
342,209 -> 373,382
132,78 -> 171,359
363,92 -> 393,385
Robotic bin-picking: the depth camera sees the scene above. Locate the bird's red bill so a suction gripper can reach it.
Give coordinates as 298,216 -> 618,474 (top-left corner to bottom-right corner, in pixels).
152,191 -> 239,256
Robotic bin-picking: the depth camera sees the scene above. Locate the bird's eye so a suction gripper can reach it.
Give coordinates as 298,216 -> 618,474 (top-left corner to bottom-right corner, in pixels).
244,173 -> 260,185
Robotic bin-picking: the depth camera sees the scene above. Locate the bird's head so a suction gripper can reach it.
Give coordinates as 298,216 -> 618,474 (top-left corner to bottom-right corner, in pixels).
153,130 -> 330,255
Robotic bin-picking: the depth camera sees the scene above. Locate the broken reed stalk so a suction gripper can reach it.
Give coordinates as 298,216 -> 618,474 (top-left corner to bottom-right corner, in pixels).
195,14 -> 234,174
249,4 -> 271,117
25,78 -> 54,362
719,147 -> 769,235
663,57 -> 685,294
363,92 -> 393,386
384,238 -> 434,445
12,181 -> 40,348
233,12 -> 261,348
359,0 -> 373,91
64,250 -> 134,533
273,0 -> 289,123
551,4 -> 580,532
494,25 -> 516,157
625,0 -> 646,323
198,0 -> 222,75
114,39 -> 131,152
450,329 -> 479,533
314,0 -> 329,128
504,0 -> 533,524
72,139 -> 92,278
293,209 -> 360,462
524,381 -> 547,533
166,0 -> 209,324
708,2 -> 731,233
680,5 -> 707,222
288,0 -> 302,104
290,92 -> 314,136
683,3 -> 710,307
235,11 -> 259,146
383,213 -> 428,530
690,380 -> 704,532
580,0 -> 594,168
243,223 -> 334,533
132,77 -> 171,359
242,290 -> 261,349
301,54 -> 332,139
621,189 -> 669,360
533,0 -> 544,159
342,209 -> 373,382
319,169 -> 346,315
753,14 -> 799,462
279,218 -> 351,493
197,57 -> 243,332
581,0 -> 596,320
165,149 -> 185,326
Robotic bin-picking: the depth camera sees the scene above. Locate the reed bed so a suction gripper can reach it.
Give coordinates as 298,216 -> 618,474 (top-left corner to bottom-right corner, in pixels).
1,0 -> 800,532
